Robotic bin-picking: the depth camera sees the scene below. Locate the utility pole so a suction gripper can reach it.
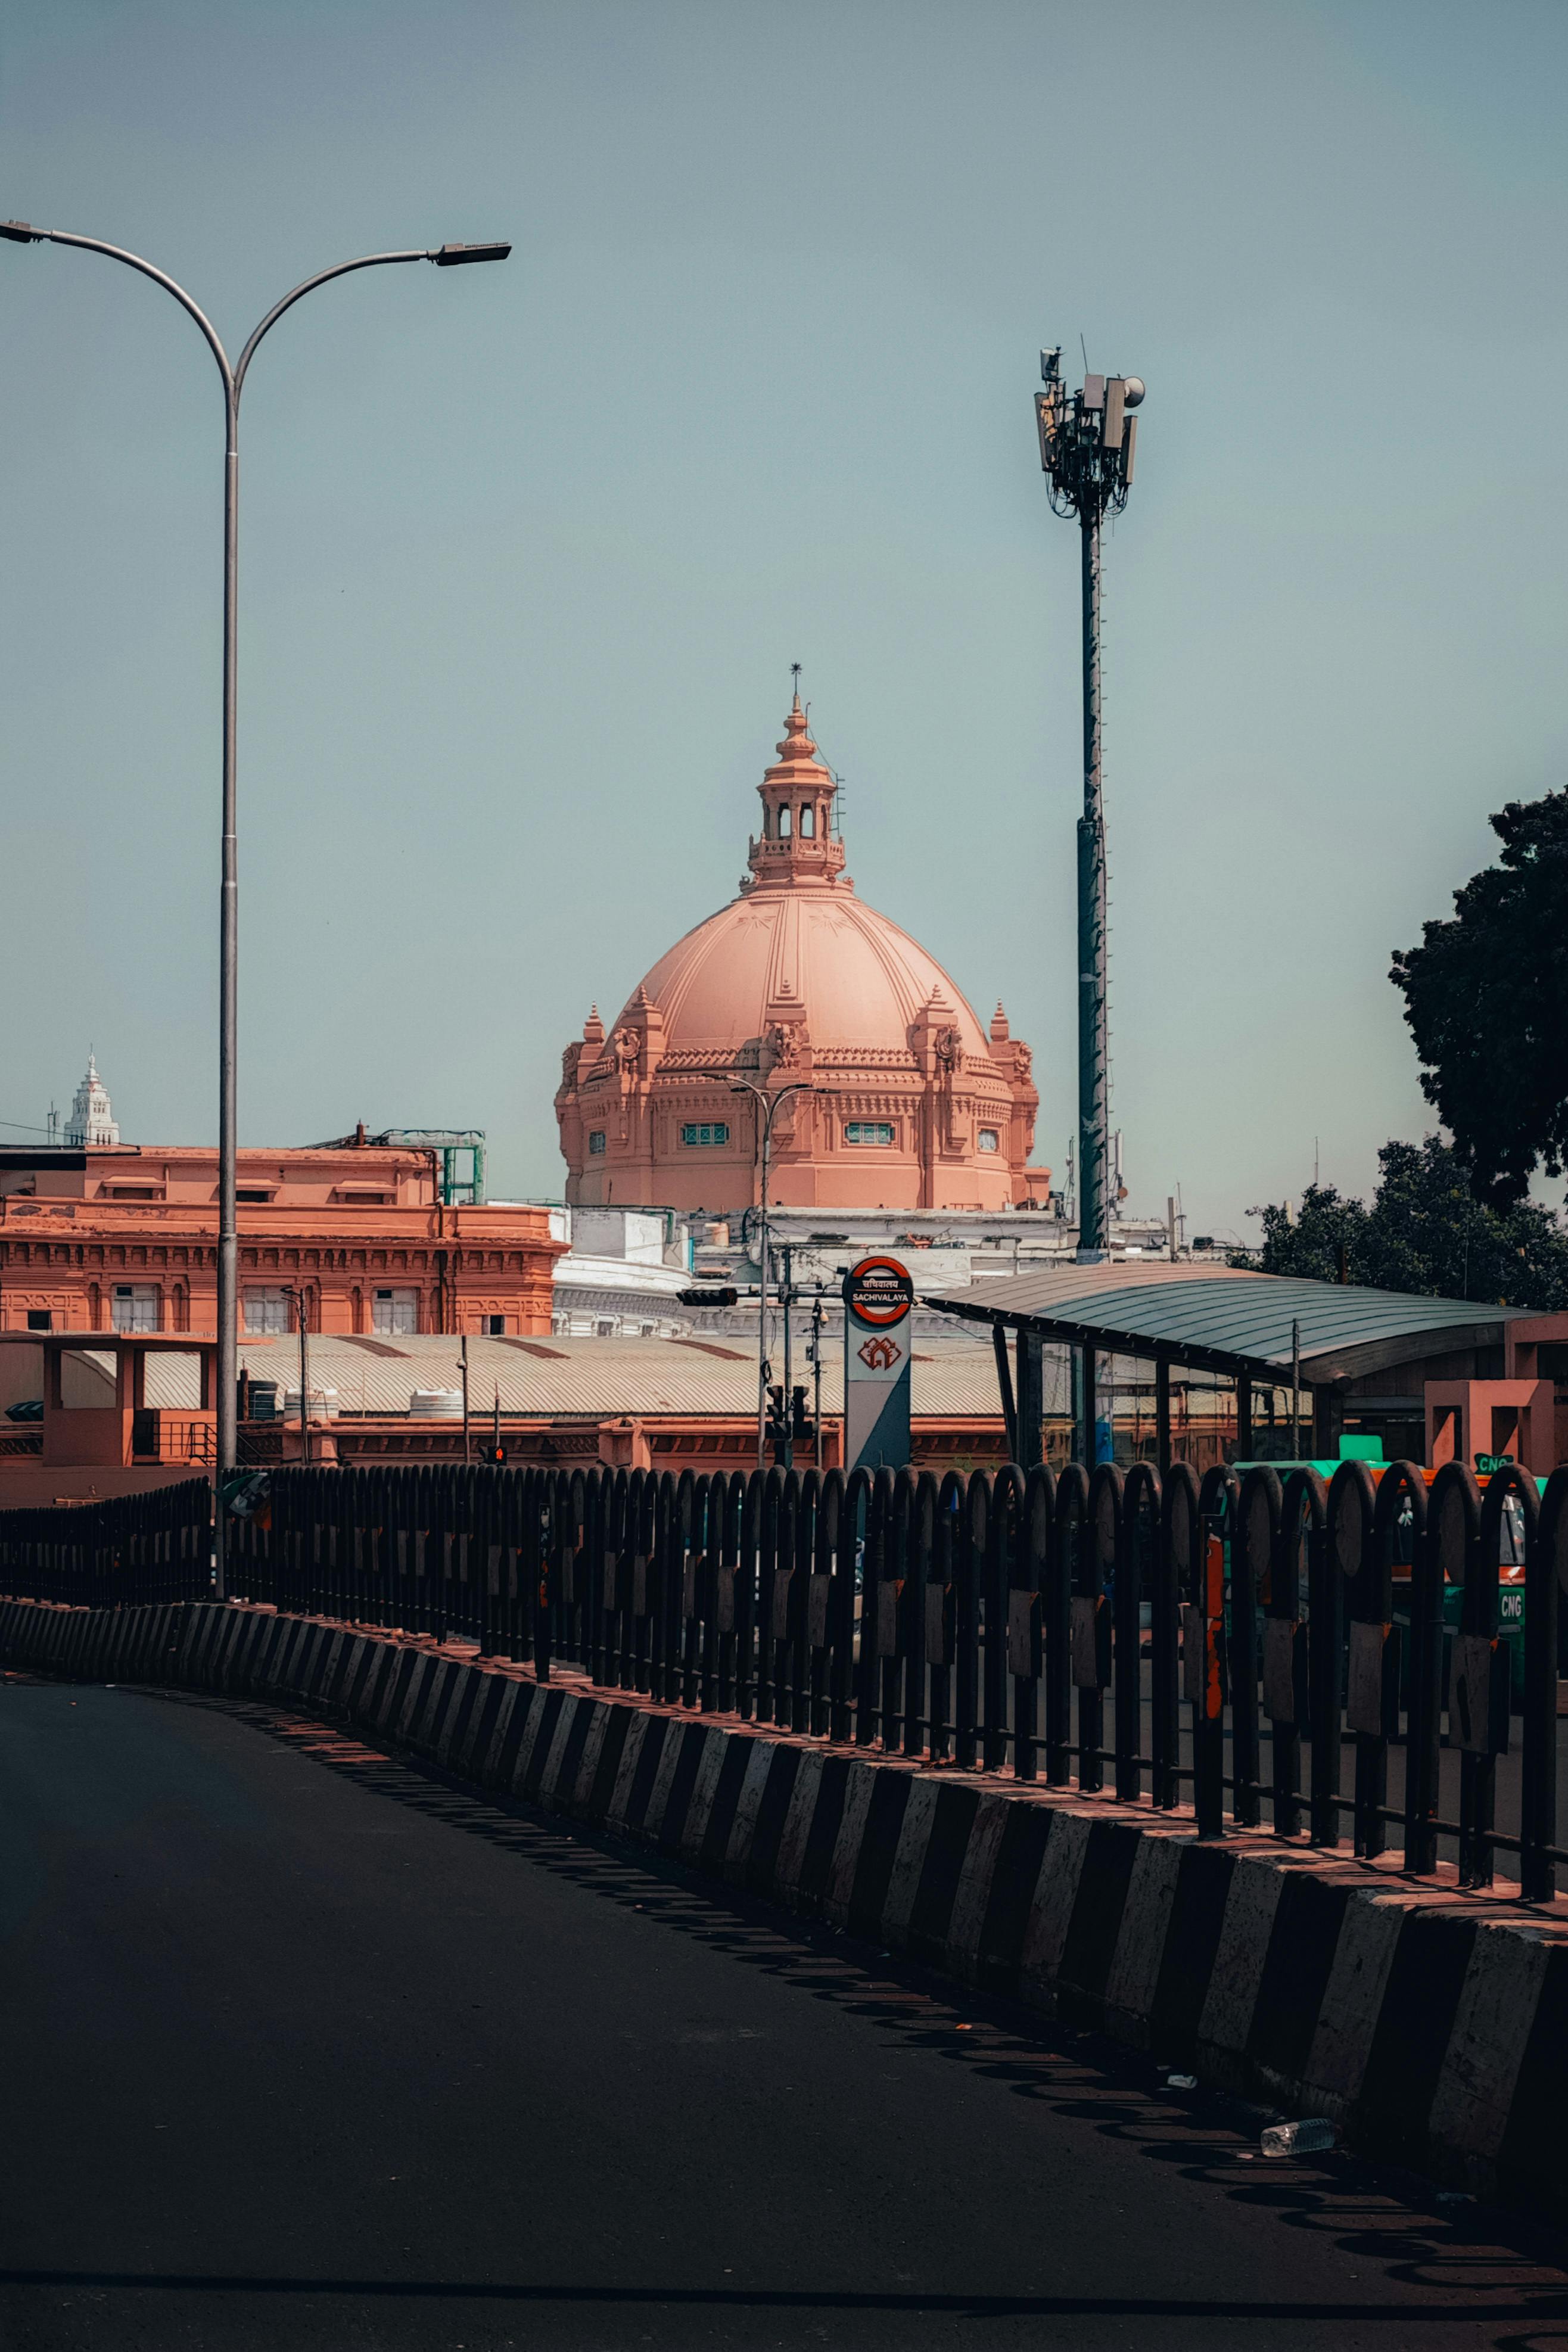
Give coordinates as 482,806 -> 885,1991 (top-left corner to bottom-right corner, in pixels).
284,1284 -> 310,1466
811,1286 -> 825,1470
1035,350 -> 1144,1262
459,1333 -> 471,1467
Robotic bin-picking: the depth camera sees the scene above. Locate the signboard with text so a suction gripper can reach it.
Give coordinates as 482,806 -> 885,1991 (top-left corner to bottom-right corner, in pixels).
843,1256 -> 913,1473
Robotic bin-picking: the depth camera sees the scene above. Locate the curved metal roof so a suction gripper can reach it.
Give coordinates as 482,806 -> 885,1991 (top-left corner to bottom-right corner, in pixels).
926,1262 -> 1521,1385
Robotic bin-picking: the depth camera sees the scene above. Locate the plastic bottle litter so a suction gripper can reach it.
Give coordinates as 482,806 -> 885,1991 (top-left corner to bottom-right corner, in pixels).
1261,2118 -> 1335,2159
1165,2073 -> 1197,2090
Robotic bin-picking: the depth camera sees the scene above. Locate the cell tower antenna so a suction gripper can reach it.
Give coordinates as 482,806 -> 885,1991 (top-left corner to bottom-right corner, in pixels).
1033,344 -> 1146,1261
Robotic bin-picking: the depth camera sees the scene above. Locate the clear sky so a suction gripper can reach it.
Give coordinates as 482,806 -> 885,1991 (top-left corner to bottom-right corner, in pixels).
2,1 -> 1564,1242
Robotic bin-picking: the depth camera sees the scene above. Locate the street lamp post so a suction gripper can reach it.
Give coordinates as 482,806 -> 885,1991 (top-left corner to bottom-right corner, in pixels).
1,221 -> 509,1588
703,1072 -> 816,1469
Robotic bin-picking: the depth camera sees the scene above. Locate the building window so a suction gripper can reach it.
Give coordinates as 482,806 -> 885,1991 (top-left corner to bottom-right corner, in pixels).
112,1284 -> 159,1333
483,1314 -> 506,1336
799,802 -> 815,838
237,1188 -> 273,1204
26,1309 -> 51,1332
373,1287 -> 419,1335
845,1121 -> 895,1146
244,1286 -> 291,1335
978,1128 -> 1000,1153
777,804 -> 791,837
588,1130 -> 607,1155
680,1122 -> 730,1147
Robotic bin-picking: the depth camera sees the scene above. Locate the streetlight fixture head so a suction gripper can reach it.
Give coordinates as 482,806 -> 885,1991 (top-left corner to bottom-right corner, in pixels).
0,220 -> 41,242
432,241 -> 512,267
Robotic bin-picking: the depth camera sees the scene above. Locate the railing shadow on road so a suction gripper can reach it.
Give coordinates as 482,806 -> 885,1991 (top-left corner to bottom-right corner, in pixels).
124,1680 -> 1568,2343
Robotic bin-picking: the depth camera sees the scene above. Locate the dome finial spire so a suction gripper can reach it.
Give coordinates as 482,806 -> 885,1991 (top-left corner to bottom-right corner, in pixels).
789,658 -> 802,713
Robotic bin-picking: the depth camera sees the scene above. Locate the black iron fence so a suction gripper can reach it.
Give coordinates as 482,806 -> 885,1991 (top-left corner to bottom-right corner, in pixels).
0,1477 -> 213,1609
4,1458 -> 1567,1898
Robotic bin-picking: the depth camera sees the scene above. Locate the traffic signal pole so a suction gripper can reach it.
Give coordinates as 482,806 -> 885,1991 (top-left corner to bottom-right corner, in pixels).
780,1244 -> 794,1470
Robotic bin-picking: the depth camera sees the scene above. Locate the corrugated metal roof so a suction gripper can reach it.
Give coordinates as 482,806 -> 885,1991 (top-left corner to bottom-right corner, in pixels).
925,1262 -> 1520,1384
137,1331 -> 1013,1418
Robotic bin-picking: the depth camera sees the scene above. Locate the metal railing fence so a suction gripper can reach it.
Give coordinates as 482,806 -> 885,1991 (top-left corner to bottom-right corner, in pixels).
3,1458 -> 1566,1898
0,1476 -> 212,1609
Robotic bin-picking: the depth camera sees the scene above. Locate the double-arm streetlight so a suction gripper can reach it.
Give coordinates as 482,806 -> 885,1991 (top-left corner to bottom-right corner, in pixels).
1,220 -> 509,1588
702,1072 -> 819,1469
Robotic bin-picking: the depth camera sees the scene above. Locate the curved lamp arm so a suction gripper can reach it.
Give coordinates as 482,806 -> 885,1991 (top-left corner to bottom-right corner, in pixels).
0,223 -> 234,392
234,249 -> 433,397
0,223 -> 509,406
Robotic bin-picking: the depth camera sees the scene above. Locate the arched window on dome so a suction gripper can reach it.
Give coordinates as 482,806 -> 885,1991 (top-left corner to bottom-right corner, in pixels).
799,802 -> 815,838
777,804 -> 791,838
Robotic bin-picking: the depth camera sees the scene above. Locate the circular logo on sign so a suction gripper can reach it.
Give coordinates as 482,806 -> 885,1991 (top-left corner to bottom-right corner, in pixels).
843,1255 -> 913,1328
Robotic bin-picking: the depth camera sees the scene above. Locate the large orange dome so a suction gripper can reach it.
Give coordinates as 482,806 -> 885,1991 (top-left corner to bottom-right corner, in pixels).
556,696 -> 1049,1215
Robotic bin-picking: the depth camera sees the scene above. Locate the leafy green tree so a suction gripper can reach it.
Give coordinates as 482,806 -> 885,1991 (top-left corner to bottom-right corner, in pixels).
1234,1184 -> 1367,1286
1391,789 -> 1568,1205
1234,1137 -> 1568,1310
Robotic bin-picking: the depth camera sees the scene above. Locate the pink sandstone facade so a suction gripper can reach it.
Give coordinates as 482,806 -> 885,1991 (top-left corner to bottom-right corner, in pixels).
556,697 -> 1050,1214
0,1140 -> 564,1337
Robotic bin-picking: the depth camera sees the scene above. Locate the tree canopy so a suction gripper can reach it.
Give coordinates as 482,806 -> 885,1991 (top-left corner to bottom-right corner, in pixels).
1391,788 -> 1568,1205
1233,1136 -> 1568,1310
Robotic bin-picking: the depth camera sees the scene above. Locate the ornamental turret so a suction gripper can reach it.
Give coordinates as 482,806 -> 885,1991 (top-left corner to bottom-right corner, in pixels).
742,695 -> 848,891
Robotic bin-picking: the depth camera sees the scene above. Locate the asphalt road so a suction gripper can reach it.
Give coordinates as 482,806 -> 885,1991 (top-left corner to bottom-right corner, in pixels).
4,1682 -> 1567,2352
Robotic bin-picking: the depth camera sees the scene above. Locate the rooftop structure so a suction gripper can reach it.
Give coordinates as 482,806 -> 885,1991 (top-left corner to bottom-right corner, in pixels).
928,1258 -> 1553,1466
556,695 -> 1051,1216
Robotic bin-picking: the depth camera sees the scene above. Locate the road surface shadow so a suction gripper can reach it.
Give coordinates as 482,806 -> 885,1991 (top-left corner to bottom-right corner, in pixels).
69,1680 -> 1568,2343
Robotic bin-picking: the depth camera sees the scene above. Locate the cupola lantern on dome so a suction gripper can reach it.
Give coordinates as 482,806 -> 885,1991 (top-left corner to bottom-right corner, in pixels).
743,693 -> 848,891
555,693 -> 1051,1216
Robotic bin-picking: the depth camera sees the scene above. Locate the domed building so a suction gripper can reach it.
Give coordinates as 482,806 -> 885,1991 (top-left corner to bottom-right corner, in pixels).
555,696 -> 1050,1214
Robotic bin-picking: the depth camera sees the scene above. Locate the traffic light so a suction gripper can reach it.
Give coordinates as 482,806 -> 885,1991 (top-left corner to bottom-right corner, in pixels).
487,1441 -> 508,1467
766,1384 -> 789,1463
791,1386 -> 814,1446
679,1286 -> 739,1306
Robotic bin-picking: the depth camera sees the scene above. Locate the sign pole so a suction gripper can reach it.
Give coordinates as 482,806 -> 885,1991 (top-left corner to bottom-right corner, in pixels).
842,1256 -> 914,1475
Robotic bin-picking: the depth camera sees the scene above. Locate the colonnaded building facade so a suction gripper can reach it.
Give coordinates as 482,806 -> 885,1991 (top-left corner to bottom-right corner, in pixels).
556,697 -> 1050,1214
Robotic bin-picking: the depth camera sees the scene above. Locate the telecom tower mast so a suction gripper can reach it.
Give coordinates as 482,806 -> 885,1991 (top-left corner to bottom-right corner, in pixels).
1035,351 -> 1144,1261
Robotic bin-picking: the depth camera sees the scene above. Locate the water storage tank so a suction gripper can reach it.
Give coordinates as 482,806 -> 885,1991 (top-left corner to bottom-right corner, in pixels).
409,1388 -> 463,1418
282,1385 -> 338,1420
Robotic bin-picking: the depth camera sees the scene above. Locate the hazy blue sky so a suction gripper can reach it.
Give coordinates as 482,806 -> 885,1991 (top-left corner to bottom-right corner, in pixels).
2,1 -> 1564,1240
